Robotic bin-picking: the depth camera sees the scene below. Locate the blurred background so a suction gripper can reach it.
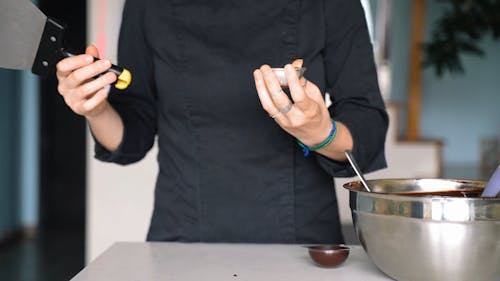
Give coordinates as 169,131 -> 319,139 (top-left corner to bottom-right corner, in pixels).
0,0 -> 498,280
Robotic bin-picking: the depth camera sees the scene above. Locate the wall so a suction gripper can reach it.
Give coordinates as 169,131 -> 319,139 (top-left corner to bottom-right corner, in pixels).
390,0 -> 500,166
388,0 -> 411,122
0,70 -> 20,238
0,0 -> 41,241
421,1 -> 500,165
0,71 -> 40,239
19,72 -> 40,230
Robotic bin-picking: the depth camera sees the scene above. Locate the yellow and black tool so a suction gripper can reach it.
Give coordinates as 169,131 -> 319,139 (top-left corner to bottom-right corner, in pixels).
0,0 -> 132,90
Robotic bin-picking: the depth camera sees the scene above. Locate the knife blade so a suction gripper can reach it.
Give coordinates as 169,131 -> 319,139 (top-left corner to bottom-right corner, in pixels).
0,0 -> 131,90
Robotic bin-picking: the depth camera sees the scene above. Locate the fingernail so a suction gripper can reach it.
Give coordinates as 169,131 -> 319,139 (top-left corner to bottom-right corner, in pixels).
104,85 -> 111,92
102,60 -> 111,66
285,64 -> 294,73
85,55 -> 93,62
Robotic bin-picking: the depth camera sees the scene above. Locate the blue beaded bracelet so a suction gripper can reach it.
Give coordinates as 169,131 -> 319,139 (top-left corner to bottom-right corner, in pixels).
297,119 -> 337,156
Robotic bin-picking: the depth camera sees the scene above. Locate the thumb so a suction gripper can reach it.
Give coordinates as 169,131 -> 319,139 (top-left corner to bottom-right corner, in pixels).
85,45 -> 100,58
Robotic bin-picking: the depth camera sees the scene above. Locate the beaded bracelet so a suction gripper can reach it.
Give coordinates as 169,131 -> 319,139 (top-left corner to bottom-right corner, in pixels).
297,119 -> 337,157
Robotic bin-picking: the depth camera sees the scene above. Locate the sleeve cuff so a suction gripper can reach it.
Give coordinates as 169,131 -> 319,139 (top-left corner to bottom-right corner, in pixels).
314,109 -> 387,177
92,105 -> 152,165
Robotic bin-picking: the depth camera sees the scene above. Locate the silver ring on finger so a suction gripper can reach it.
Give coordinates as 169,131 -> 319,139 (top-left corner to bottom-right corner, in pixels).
278,102 -> 293,114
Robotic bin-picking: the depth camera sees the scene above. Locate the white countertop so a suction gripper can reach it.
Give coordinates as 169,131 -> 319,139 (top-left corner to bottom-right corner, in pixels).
71,242 -> 392,281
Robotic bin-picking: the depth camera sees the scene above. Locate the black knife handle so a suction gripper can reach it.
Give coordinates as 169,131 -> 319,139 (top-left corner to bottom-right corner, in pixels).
31,17 -> 131,90
60,49 -> 132,90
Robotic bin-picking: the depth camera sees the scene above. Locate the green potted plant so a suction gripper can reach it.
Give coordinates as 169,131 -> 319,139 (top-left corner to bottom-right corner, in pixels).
424,0 -> 500,76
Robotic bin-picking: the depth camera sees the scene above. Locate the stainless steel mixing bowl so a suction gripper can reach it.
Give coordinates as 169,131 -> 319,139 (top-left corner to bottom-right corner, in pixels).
344,179 -> 500,281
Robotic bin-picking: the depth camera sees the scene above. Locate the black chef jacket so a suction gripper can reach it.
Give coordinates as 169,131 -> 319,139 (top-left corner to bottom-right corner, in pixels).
95,0 -> 388,244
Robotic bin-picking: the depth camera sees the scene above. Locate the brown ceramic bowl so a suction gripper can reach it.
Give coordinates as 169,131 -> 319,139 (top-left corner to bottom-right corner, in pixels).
305,245 -> 350,267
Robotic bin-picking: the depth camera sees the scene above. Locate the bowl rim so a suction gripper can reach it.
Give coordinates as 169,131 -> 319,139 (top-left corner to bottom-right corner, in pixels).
345,179 -> 499,221
343,178 -> 500,200
303,244 -> 350,253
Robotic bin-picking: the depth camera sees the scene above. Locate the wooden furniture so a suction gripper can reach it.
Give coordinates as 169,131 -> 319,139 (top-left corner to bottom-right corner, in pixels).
407,0 -> 426,140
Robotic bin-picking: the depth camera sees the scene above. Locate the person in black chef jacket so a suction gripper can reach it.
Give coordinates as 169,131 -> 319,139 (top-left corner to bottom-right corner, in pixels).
55,0 -> 388,244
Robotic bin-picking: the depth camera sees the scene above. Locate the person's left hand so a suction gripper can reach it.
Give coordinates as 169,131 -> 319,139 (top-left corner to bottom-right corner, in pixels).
253,62 -> 333,147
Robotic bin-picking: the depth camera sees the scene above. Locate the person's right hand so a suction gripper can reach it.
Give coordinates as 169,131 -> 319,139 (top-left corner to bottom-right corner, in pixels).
56,45 -> 117,118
